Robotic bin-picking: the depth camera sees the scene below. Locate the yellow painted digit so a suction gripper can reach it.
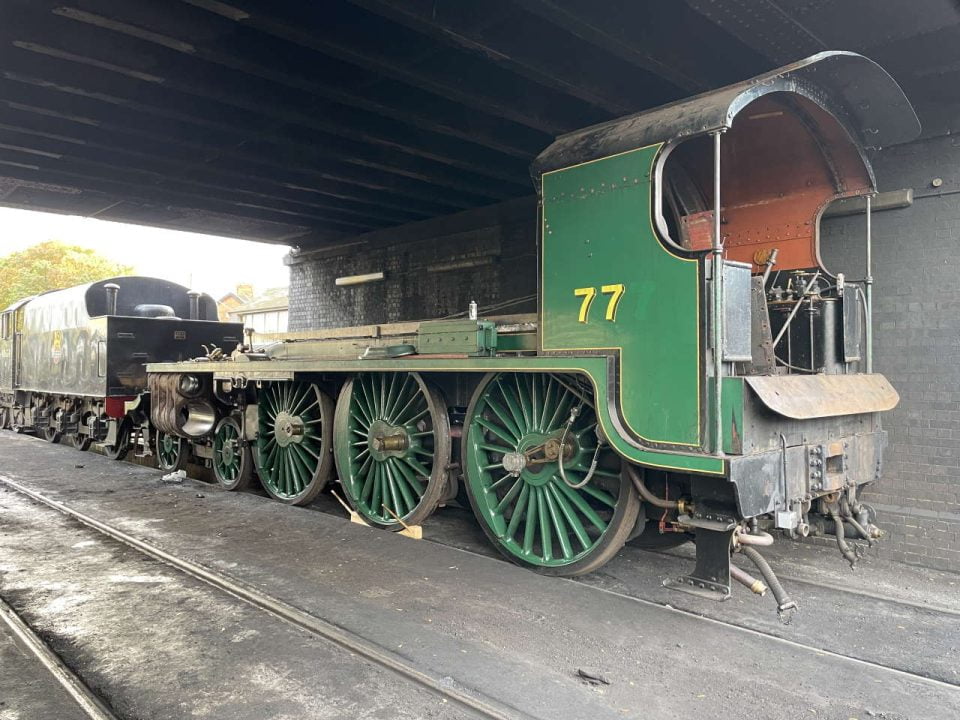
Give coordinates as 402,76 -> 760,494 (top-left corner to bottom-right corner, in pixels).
574,287 -> 596,323
601,283 -> 625,321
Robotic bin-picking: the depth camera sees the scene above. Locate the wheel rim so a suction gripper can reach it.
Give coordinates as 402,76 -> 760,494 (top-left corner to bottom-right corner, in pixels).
213,418 -> 244,484
157,432 -> 182,469
335,372 -> 448,526
256,381 -> 332,502
43,410 -> 62,443
464,373 -> 626,568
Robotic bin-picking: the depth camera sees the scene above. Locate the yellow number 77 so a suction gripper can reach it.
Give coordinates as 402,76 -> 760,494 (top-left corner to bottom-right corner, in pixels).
574,284 -> 625,323
601,283 -> 625,321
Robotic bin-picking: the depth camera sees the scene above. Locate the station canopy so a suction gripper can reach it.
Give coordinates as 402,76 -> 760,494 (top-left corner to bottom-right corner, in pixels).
0,0 -> 958,250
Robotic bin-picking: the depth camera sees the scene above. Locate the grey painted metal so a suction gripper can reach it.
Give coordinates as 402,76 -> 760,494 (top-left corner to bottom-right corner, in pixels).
722,261 -> 752,362
532,52 -> 921,181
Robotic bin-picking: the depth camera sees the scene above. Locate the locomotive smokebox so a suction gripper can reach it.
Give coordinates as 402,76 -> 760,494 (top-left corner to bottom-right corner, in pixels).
104,283 -> 120,316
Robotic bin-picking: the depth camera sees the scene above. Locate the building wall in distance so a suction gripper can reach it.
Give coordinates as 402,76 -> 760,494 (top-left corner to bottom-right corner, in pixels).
287,198 -> 537,330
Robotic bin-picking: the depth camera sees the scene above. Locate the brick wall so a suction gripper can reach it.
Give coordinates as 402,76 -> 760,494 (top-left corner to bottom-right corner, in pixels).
287,197 -> 536,329
821,134 -> 960,572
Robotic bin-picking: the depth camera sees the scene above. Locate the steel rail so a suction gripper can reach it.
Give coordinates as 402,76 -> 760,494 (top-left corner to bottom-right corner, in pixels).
0,595 -> 118,720
0,475 -> 528,720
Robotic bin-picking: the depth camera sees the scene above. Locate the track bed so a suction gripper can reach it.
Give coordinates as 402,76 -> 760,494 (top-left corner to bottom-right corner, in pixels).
1,430 -> 958,719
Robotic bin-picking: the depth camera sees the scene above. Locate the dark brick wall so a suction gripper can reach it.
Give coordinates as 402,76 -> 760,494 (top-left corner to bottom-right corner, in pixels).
821,134 -> 960,572
287,198 -> 537,329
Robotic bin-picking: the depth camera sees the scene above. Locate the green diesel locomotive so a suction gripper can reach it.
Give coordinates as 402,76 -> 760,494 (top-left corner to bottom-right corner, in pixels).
141,52 -> 918,615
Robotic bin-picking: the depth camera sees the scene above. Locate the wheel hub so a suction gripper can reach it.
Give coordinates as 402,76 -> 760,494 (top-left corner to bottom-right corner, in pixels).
274,411 -> 305,447
368,419 -> 410,461
502,452 -> 527,476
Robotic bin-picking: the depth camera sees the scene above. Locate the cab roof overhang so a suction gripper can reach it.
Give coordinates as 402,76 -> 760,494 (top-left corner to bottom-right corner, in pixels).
531,52 -> 921,183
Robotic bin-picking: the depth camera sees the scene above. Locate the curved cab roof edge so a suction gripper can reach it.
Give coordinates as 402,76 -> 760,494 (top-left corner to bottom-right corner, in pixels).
531,51 -> 921,180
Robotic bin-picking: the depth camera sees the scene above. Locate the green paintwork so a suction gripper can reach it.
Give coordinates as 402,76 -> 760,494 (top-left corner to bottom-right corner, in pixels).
150,356 -> 725,475
464,372 -> 625,567
415,319 -> 497,356
540,144 -> 703,448
721,378 -> 745,455
157,432 -> 180,469
256,381 -> 326,500
213,419 -> 242,483
334,372 -> 438,525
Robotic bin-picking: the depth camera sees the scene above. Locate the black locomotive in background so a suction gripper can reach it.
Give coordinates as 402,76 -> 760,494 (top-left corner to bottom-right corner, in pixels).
0,276 -> 241,456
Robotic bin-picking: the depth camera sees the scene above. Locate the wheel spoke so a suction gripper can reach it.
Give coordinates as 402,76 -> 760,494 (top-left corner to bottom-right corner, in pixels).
579,482 -> 617,509
522,487 -> 538,555
483,397 -> 522,442
495,477 -> 524,513
547,483 -> 591,551
543,486 -> 573,559
504,483 -> 530,539
514,374 -> 532,429
391,457 -> 425,496
537,488 -> 552,562
476,417 -> 516,446
495,379 -> 528,434
553,479 -> 607,531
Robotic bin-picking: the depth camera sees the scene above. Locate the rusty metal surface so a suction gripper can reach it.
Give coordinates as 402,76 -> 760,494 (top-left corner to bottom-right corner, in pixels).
532,51 -> 920,180
745,373 -> 900,419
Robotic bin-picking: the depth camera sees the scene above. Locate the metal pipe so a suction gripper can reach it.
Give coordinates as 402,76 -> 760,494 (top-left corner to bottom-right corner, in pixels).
771,271 -> 820,349
625,464 -> 678,509
187,290 -> 201,320
104,283 -> 119,316
711,130 -> 724,455
730,564 -> 767,596
864,194 -> 874,373
760,247 -> 779,285
736,529 -> 774,546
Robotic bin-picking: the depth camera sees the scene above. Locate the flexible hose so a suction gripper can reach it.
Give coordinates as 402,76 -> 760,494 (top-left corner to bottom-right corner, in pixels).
730,564 -> 767,596
741,546 -> 797,623
846,515 -> 875,547
624,464 -> 678,509
829,508 -> 859,567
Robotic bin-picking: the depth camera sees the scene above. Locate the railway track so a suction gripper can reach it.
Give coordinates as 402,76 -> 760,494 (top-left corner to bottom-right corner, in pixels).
0,594 -> 118,720
0,474 -> 526,720
2,471 -> 958,708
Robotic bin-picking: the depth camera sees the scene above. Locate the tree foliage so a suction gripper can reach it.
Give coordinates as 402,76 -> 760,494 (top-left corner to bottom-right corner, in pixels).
0,241 -> 133,309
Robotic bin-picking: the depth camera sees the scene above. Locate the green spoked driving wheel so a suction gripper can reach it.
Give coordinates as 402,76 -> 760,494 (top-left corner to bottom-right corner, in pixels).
333,372 -> 451,529
156,431 -> 188,472
256,380 -> 334,505
213,416 -> 253,490
462,373 -> 639,576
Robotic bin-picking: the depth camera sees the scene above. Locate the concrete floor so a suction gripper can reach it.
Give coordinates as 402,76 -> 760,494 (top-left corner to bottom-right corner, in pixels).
1,430 -> 959,720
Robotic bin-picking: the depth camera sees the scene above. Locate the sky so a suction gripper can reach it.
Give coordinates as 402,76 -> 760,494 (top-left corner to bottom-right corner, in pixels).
0,207 -> 291,299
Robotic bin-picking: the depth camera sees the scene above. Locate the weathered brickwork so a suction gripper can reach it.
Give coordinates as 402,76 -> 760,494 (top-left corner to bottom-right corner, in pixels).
289,136 -> 960,572
287,198 -> 536,329
822,134 -> 960,572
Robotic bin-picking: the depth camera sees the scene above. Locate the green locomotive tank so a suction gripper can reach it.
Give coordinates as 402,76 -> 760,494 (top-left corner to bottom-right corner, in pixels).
140,52 -> 919,614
